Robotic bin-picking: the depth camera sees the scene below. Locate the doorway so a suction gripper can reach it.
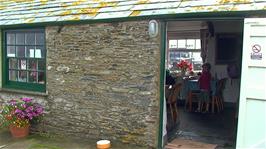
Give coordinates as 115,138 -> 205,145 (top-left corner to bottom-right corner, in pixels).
163,19 -> 243,148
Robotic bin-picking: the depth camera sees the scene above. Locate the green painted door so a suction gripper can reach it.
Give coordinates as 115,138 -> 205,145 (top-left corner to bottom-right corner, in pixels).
236,18 -> 266,148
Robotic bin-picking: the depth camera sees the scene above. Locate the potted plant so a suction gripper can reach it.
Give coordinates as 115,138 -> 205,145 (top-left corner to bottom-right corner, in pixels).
0,97 -> 44,138
177,60 -> 193,76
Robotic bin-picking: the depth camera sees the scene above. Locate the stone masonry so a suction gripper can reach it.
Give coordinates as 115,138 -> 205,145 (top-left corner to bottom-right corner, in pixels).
0,20 -> 162,147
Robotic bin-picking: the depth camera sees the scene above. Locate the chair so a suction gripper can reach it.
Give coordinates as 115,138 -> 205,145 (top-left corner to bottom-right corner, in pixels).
167,83 -> 182,123
186,90 -> 201,112
184,80 -> 201,112
211,78 -> 227,113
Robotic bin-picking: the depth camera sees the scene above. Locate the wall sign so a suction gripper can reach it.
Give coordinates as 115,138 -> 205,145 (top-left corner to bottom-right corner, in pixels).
20,60 -> 26,70
250,44 -> 262,60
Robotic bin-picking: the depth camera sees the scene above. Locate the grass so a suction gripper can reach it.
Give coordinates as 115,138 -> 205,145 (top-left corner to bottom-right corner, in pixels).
28,143 -> 62,149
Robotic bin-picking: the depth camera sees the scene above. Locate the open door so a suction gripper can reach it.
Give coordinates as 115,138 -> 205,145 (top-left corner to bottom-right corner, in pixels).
236,18 -> 266,148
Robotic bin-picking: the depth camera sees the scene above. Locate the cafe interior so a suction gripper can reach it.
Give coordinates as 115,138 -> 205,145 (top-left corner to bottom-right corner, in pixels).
164,20 -> 243,148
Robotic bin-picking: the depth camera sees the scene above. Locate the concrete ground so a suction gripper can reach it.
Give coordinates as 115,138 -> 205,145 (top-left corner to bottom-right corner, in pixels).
0,129 -> 146,149
168,104 -> 238,149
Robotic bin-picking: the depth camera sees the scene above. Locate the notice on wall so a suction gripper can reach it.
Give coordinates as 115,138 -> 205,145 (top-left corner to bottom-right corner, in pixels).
35,49 -> 42,58
249,42 -> 265,67
30,49 -> 35,58
20,60 -> 26,70
250,44 -> 262,60
7,53 -> 15,57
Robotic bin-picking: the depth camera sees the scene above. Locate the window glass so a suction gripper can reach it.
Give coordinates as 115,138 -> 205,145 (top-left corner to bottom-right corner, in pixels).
36,33 -> 45,45
7,46 -> 16,57
38,72 -> 45,84
18,59 -> 27,70
16,33 -> 25,45
28,59 -> 37,70
35,46 -> 44,58
9,58 -> 17,69
186,39 -> 195,49
26,46 -> 35,58
191,52 -> 203,71
28,71 -> 37,83
38,60 -> 45,71
18,71 -> 27,82
169,40 -> 177,48
196,39 -> 201,49
177,40 -> 186,49
7,33 -> 15,45
9,70 -> 17,81
25,33 -> 35,45
16,46 -> 25,57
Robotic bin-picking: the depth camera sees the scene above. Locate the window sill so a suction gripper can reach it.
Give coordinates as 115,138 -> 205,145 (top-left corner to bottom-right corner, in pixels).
0,88 -> 48,97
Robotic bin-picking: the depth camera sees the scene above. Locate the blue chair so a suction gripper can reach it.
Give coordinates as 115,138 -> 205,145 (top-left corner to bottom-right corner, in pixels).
185,80 -> 201,112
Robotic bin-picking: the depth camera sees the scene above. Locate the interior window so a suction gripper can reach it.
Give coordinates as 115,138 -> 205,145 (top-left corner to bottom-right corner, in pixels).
168,38 -> 202,72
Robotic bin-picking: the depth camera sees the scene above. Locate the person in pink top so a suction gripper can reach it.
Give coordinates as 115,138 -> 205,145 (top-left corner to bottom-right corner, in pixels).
196,63 -> 212,112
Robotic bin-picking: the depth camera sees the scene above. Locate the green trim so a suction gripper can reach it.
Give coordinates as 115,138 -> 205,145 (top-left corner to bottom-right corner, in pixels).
0,10 -> 266,29
158,21 -> 166,149
1,28 -> 46,92
3,82 -> 45,92
0,29 -> 2,88
1,29 -> 5,89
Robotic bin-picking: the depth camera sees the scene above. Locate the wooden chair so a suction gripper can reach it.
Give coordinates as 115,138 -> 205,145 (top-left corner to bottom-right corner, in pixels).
186,90 -> 201,112
211,78 -> 227,113
167,83 -> 182,123
184,80 -> 201,112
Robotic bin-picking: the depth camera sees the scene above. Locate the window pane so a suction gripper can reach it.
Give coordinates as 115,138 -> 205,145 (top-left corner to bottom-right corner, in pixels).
177,40 -> 186,48
9,58 -> 17,69
16,46 -> 25,57
18,71 -> 27,82
9,70 -> 17,81
16,33 -> 25,45
36,33 -> 45,45
28,59 -> 37,70
35,46 -> 44,58
196,39 -> 201,49
18,59 -> 27,70
7,46 -> 16,57
38,60 -> 45,71
26,46 -> 35,58
38,72 -> 45,84
191,52 -> 203,71
186,39 -> 195,49
25,33 -> 35,45
7,33 -> 15,45
28,71 -> 37,83
169,40 -> 177,48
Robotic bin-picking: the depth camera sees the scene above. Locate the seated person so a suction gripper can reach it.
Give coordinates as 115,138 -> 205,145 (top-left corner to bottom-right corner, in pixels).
196,63 -> 212,112
165,69 -> 175,86
165,69 -> 176,100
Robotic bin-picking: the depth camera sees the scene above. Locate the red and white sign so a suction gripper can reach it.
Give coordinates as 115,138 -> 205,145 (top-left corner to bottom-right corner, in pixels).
252,44 -> 261,53
251,44 -> 262,60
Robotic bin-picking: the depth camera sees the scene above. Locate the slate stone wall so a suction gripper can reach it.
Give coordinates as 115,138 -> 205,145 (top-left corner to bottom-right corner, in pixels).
44,20 -> 161,147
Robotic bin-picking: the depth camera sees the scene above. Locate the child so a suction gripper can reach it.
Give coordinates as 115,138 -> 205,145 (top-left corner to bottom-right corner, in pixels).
197,63 -> 212,112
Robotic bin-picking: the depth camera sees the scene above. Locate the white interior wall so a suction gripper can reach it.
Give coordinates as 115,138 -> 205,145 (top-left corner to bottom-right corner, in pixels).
207,20 -> 243,103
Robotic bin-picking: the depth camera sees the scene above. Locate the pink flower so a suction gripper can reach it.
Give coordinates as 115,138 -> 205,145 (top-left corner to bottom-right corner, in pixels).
21,97 -> 32,103
1,97 -> 44,128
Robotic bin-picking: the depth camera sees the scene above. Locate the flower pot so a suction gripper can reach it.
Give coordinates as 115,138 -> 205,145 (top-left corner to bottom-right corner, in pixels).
9,125 -> 30,138
181,70 -> 186,77
97,140 -> 111,149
